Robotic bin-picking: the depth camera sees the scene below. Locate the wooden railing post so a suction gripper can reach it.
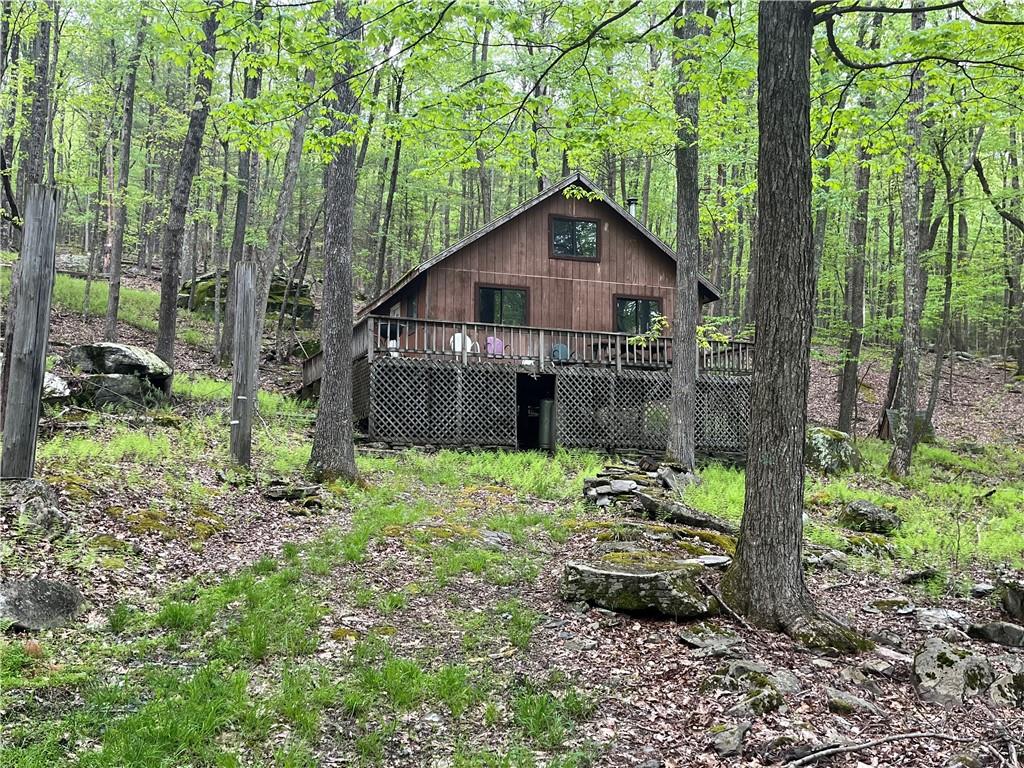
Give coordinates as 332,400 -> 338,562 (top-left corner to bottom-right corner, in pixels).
616,335 -> 623,373
539,329 -> 545,368
367,317 -> 375,363
1,185 -> 59,480
230,261 -> 257,467
461,323 -> 468,364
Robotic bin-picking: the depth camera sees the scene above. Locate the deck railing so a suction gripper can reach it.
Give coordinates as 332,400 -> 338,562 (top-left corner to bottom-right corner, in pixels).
351,315 -> 754,374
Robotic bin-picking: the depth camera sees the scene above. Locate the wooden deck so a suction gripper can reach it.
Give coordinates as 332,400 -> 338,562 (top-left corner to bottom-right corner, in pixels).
302,315 -> 754,389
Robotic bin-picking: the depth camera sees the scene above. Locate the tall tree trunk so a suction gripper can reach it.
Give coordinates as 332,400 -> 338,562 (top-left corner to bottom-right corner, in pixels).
722,1 -> 862,651
155,9 -> 219,367
104,19 -> 147,341
837,136 -> 871,434
925,153 -> 957,425
667,0 -> 706,469
887,5 -> 927,477
372,72 -> 403,298
475,25 -> 491,223
254,67 -> 316,354
310,2 -> 359,482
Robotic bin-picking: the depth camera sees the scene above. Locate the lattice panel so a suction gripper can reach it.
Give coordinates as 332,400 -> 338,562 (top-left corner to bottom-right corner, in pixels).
369,358 -> 516,447
556,367 -> 748,454
695,375 -> 750,453
352,357 -> 371,422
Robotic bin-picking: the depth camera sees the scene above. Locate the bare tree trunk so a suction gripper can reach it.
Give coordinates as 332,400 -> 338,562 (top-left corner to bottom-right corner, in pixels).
310,2 -> 360,482
356,70 -> 381,174
104,19 -> 147,341
254,67 -> 316,355
887,5 -> 926,477
155,8 -> 219,368
372,72 -> 403,298
837,138 -> 871,434
722,1 -> 862,652
925,152 -> 957,425
667,0 -> 706,469
475,26 -> 491,223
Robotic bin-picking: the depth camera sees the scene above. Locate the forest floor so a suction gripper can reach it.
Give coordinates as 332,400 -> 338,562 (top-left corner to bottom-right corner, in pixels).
2,273 -> 1024,767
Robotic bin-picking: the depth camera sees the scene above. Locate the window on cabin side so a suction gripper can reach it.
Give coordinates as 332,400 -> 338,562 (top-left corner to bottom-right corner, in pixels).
478,286 -> 528,326
551,216 -> 599,260
615,297 -> 662,335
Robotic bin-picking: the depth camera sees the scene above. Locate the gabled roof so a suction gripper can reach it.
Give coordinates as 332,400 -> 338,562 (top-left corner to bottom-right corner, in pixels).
360,171 -> 721,317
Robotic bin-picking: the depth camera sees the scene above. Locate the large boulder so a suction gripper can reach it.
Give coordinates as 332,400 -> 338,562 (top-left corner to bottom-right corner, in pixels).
66,342 -> 171,380
838,500 -> 900,535
0,578 -> 84,630
805,427 -> 862,475
74,373 -> 163,407
911,637 -> 994,708
967,621 -> 1024,648
1002,579 -> 1024,623
560,560 -> 718,620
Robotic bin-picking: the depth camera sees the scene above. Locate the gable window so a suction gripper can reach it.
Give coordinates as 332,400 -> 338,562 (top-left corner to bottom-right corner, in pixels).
615,297 -> 662,335
551,216 -> 599,260
478,286 -> 528,326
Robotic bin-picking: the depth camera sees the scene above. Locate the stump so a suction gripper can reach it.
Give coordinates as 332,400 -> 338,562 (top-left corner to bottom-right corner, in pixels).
560,559 -> 719,620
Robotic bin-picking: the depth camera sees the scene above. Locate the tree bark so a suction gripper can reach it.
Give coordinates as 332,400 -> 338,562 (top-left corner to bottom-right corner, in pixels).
310,1 -> 360,482
155,8 -> 219,367
104,19 -> 147,341
667,0 -> 706,469
925,150 -> 957,425
721,2 -> 861,652
887,4 -> 926,478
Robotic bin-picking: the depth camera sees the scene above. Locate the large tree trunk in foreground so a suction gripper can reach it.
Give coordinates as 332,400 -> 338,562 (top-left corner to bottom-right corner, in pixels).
887,6 -> 926,478
155,9 -> 219,367
104,19 -> 147,341
310,2 -> 359,482
667,0 -> 706,469
721,1 -> 863,652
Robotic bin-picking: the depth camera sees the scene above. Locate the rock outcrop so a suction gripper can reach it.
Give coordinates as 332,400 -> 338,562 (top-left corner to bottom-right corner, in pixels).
911,637 -> 995,708
66,342 -> 171,403
838,500 -> 900,535
805,426 -> 861,475
967,621 -> 1024,648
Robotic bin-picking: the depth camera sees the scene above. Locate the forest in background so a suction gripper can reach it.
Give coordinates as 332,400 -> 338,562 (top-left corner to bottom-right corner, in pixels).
0,0 -> 1021,368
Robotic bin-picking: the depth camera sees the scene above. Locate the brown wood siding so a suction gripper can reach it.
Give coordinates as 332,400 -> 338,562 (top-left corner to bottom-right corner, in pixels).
401,194 -> 680,332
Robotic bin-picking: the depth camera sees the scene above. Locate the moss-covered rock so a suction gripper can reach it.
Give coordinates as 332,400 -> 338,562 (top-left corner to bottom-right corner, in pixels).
805,426 -> 862,475
839,499 -> 900,535
912,637 -> 994,708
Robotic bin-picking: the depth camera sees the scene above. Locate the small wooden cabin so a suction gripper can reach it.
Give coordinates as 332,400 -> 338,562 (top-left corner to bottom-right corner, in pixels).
304,172 -> 752,454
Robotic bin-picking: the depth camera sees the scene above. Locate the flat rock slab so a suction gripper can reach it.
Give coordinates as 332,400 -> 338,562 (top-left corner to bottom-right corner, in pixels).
911,637 -> 994,708
634,491 -> 737,535
0,578 -> 85,631
967,621 -> 1024,648
66,342 -> 171,379
560,561 -> 718,620
839,499 -> 900,535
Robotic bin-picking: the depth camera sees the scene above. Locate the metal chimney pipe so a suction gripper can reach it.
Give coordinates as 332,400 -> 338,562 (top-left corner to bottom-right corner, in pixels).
626,197 -> 638,217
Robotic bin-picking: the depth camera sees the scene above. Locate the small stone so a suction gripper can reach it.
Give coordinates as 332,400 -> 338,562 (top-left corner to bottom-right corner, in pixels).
839,666 -> 882,695
859,657 -> 896,677
680,555 -> 732,569
966,621 -> 1024,648
871,596 -> 913,613
769,669 -> 801,695
479,530 -> 515,552
263,481 -> 320,501
609,479 -> 638,494
0,578 -> 85,630
814,550 -> 849,570
826,686 -> 881,715
711,721 -> 751,757
902,567 -> 940,585
970,582 -> 996,599
804,426 -> 861,475
42,371 -> 70,400
594,485 -> 612,495
560,561 -> 718,620
595,496 -> 611,508
911,637 -> 995,708
810,659 -> 834,670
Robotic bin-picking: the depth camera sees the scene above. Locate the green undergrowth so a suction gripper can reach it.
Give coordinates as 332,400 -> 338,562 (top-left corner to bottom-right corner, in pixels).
683,437 -> 1024,574
0,265 -> 208,347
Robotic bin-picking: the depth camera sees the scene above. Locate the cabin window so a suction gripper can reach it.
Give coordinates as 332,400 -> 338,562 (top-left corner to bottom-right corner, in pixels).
550,216 -> 599,260
615,297 -> 662,335
478,286 -> 528,326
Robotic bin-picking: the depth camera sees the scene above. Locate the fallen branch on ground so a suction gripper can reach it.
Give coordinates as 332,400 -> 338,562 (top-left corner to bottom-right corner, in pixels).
784,732 -> 971,767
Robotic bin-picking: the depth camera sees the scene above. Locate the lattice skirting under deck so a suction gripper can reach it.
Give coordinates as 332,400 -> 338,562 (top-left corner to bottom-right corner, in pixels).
362,357 -> 749,454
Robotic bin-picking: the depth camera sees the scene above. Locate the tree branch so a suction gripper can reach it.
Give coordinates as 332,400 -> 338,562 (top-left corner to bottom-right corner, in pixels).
784,732 -> 972,768
974,156 -> 1024,234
